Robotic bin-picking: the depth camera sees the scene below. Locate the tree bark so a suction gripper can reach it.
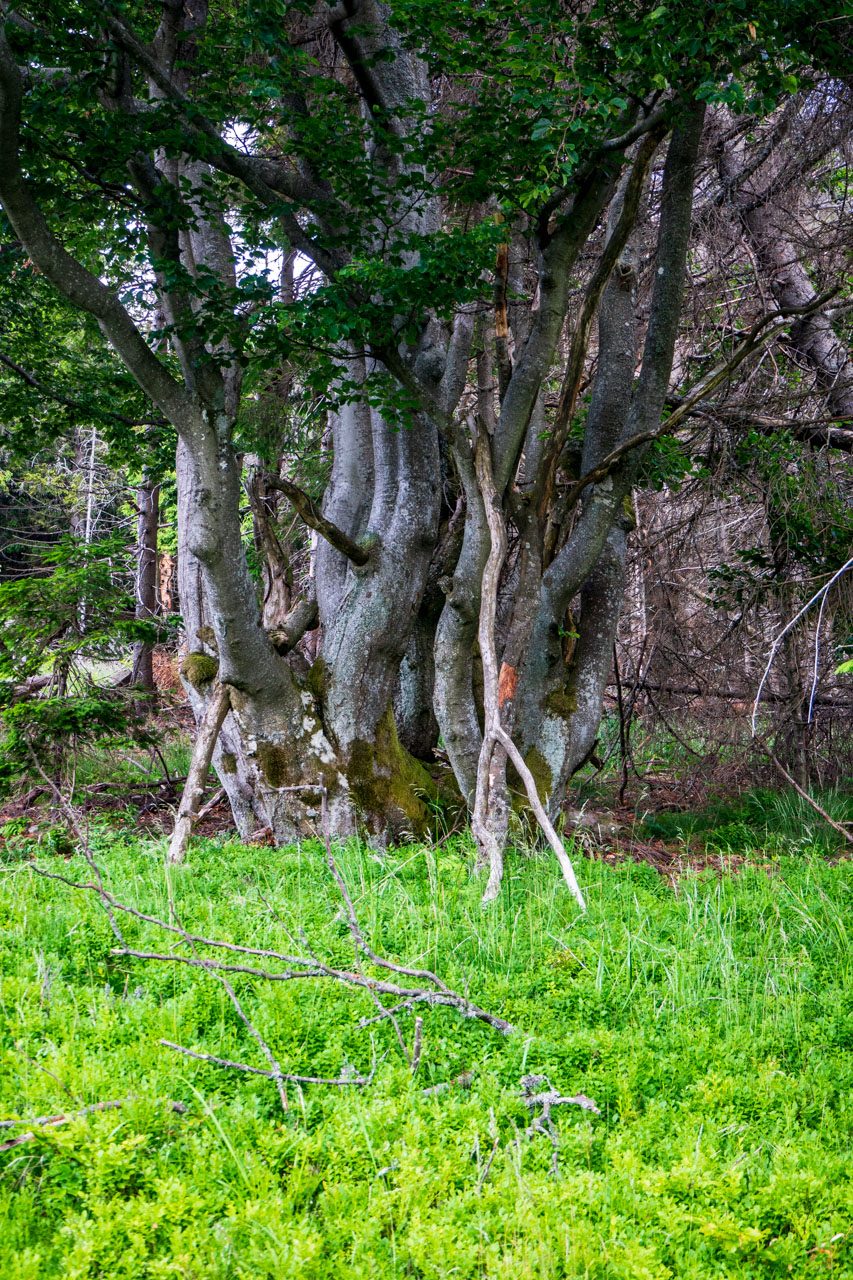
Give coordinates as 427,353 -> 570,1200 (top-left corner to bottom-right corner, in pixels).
130,469 -> 159,703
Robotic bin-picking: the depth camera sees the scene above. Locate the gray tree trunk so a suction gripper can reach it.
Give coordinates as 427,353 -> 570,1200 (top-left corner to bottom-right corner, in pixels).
130,470 -> 159,702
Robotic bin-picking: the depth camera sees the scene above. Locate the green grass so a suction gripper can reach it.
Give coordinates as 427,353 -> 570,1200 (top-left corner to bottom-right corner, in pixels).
2,827 -> 853,1278
641,787 -> 853,857
68,735 -> 194,792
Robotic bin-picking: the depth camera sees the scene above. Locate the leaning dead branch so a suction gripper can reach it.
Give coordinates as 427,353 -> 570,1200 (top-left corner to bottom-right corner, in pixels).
167,680 -> 231,865
471,422 -> 586,909
770,754 -> 853,847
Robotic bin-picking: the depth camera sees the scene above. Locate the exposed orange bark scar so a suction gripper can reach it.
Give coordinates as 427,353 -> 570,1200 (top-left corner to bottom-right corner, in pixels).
498,662 -> 518,707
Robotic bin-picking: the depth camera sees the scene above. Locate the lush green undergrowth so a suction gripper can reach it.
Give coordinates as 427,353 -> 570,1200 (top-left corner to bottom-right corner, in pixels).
640,787 -> 853,858
2,828 -> 853,1278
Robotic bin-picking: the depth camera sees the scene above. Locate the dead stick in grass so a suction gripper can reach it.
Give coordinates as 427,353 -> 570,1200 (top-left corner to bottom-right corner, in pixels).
0,1100 -> 125,1130
0,1099 -> 187,1152
196,786 -> 226,821
33,862 -> 512,1035
159,1040 -> 380,1087
167,681 -> 231,865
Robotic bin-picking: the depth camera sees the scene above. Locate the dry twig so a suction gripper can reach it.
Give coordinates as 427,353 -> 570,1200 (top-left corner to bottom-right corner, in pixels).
519,1073 -> 601,1176
0,1098 -> 187,1153
24,781 -> 515,1117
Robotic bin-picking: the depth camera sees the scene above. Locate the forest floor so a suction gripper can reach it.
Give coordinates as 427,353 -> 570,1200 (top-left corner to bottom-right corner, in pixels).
2,790 -> 853,1278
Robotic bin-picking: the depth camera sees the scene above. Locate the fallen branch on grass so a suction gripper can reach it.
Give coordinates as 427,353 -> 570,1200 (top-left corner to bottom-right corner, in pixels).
0,1098 -> 188,1153
110,943 -> 516,1034
35,863 -> 513,1032
519,1073 -> 601,1176
25,779 -> 515,1117
0,1100 -> 124,1132
159,1040 -> 381,1088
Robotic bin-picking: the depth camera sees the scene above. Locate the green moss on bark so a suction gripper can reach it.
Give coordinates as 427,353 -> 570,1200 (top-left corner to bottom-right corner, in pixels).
545,684 -> 577,718
305,657 -> 330,705
522,746 -> 554,799
220,752 -> 237,775
181,651 -> 219,689
257,740 -> 300,788
346,705 -> 438,840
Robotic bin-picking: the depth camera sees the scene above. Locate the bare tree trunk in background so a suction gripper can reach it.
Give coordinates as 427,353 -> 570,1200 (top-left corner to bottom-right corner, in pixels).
717,104 -> 853,428
131,469 -> 159,702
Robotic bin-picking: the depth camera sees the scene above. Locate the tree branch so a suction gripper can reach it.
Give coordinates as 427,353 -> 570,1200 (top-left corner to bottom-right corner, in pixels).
0,30 -> 190,424
94,4 -> 346,280
0,348 -> 165,427
159,1040 -> 380,1086
264,474 -> 371,565
538,127 -> 665,522
769,755 -> 853,846
537,99 -> 670,230
560,290 -> 840,512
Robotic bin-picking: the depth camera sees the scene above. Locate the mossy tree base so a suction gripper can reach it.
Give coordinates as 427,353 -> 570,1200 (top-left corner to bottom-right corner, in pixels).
344,705 -> 449,843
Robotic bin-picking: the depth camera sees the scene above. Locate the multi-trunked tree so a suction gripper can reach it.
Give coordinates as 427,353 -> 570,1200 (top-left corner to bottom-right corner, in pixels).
0,0 -> 844,892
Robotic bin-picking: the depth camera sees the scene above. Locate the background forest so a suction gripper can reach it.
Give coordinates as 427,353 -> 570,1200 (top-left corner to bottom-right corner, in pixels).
2,0 -> 853,1276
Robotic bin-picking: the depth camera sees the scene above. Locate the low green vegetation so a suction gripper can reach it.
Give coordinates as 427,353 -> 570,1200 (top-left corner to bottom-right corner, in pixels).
2,822 -> 853,1278
641,788 -> 853,859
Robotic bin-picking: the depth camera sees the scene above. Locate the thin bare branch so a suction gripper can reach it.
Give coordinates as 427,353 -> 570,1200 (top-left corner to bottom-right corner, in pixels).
159,1040 -> 379,1086
167,681 -> 231,864
471,419 -> 586,909
562,290 -> 841,514
769,755 -> 853,846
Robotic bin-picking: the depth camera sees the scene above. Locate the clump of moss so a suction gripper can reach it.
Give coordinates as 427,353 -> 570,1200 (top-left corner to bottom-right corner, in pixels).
257,740 -> 299,789
220,752 -> 237,775
545,683 -> 577,719
181,651 -> 219,690
346,705 -> 439,840
305,657 -> 330,705
521,745 -> 553,799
